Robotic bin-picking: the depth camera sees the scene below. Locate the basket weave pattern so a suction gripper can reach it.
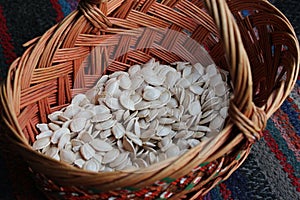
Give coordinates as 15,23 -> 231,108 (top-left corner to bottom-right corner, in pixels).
0,0 -> 299,199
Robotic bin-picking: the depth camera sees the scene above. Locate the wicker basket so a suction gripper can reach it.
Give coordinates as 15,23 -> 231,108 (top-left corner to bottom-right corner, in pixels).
0,0 -> 299,199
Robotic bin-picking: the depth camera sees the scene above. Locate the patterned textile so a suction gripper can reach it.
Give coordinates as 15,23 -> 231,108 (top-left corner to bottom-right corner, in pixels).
0,0 -> 299,199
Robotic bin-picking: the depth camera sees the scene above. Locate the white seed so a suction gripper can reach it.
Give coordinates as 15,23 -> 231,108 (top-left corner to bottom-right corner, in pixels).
156,126 -> 172,137
95,119 -> 116,131
90,139 -> 113,152
45,147 -> 60,160
134,158 -> 148,168
91,113 -> 112,123
58,133 -> 71,149
80,143 -> 95,160
120,91 -> 135,111
166,144 -> 180,158
93,105 -> 110,114
48,123 -> 61,131
32,137 -> 51,150
112,123 -> 126,139
126,132 -> 143,146
118,74 -> 132,90
51,128 -> 70,144
109,152 -> 129,168
36,130 -> 53,140
74,159 -> 86,168
60,149 -> 76,164
83,158 -> 100,172
140,129 -> 155,139
128,64 -> 141,77
209,115 -> 225,130
143,86 -> 161,101
103,97 -> 122,110
70,118 -> 86,132
220,107 -> 228,119
105,78 -> 120,96
36,123 -> 49,132
102,149 -> 120,164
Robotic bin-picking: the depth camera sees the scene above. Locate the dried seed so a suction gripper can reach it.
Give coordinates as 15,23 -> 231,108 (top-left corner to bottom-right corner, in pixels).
156,126 -> 172,137
209,115 -> 225,130
36,123 -> 49,132
166,144 -> 180,158
102,149 -> 120,164
32,137 -> 51,150
123,136 -> 135,153
73,110 -> 94,120
90,139 -> 113,152
48,123 -> 61,131
126,132 -> 143,146
220,107 -> 228,119
58,133 -> 71,149
80,143 -> 95,160
118,74 -> 132,90
83,158 -> 100,172
159,117 -> 176,125
189,100 -> 202,115
109,152 -> 130,168
70,118 -> 86,132
134,158 -> 148,168
45,147 -> 60,160
60,149 -> 76,164
199,112 -> 218,125
140,129 -> 155,139
95,119 -> 116,131
120,91 -> 135,111
112,123 -> 126,139
91,113 -> 113,123
74,159 -> 86,168
103,97 -> 122,110
36,130 -> 53,140
51,128 -> 70,144
143,86 -> 161,101
93,105 -> 110,114
77,131 -> 93,143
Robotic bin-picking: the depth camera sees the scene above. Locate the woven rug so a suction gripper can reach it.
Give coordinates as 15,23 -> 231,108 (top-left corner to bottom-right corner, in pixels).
0,0 -> 299,199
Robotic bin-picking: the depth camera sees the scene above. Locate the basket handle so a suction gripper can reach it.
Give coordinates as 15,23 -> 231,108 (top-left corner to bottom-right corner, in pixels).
204,0 -> 267,143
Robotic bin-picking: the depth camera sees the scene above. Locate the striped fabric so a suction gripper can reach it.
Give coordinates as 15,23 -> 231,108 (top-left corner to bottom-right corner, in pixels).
0,0 -> 299,199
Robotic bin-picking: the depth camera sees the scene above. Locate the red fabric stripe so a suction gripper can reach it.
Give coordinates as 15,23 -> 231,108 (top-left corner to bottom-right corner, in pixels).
50,0 -> 65,22
271,109 -> 300,161
219,183 -> 233,200
287,97 -> 300,119
0,6 -> 17,65
264,130 -> 300,192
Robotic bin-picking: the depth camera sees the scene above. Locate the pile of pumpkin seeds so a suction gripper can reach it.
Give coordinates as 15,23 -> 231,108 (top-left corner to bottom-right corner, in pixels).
32,59 -> 230,172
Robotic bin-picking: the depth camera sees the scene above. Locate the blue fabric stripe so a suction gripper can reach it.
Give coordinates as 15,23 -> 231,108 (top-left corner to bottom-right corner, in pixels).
266,120 -> 300,177
66,0 -> 79,10
58,0 -> 72,17
223,172 -> 249,200
208,186 -> 224,200
280,100 -> 300,136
